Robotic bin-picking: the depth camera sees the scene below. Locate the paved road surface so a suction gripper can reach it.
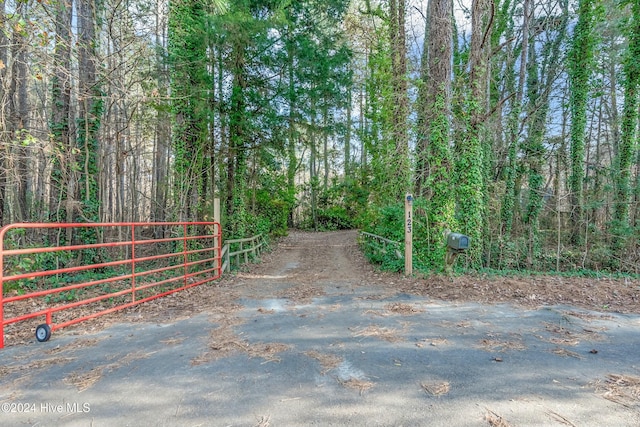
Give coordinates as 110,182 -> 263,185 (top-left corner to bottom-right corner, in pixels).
1,231 -> 639,426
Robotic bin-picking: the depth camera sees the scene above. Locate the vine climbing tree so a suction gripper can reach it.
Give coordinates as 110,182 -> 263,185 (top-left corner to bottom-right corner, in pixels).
415,0 -> 455,269
455,0 -> 494,267
567,0 -> 603,245
612,0 -> 640,257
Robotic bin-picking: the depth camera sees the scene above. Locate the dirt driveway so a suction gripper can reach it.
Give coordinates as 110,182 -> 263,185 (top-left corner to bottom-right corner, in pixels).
1,230 -> 639,426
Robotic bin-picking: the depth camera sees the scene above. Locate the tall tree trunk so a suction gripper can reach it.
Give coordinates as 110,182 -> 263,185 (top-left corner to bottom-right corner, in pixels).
592,73 -> 604,228
415,0 -> 433,196
359,62 -> 366,183
310,97 -> 318,231
11,1 -> 29,221
567,0 -> 601,245
612,0 -> 640,256
49,0 -> 73,242
501,0 -> 530,238
73,0 -> 102,252
169,0 -> 207,222
286,24 -> 297,227
217,44 -> 227,227
203,42 -> 216,223
522,3 -> 568,268
227,38 -> 248,236
417,0 -> 454,268
323,105 -> 329,192
389,0 -> 410,196
77,0 -> 101,224
152,0 -> 170,224
456,0 -> 494,266
344,84 -> 352,179
523,38 -> 543,269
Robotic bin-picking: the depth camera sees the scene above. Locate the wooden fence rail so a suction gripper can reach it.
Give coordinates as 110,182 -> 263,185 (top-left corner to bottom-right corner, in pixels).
359,231 -> 403,260
221,233 -> 267,273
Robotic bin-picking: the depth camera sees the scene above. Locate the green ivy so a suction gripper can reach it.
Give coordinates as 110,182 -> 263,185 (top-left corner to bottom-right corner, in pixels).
421,93 -> 456,270
611,0 -> 640,257
567,0 -> 604,244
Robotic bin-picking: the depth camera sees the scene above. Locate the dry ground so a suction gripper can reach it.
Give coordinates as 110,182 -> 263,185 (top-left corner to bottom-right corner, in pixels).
232,230 -> 640,314
223,230 -> 640,314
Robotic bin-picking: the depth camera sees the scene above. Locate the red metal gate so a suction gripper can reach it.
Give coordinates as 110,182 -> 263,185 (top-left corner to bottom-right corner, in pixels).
0,222 -> 221,348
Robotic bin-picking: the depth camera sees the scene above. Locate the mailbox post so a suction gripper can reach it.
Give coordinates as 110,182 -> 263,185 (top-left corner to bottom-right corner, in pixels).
446,233 -> 469,250
405,194 -> 413,276
445,231 -> 470,270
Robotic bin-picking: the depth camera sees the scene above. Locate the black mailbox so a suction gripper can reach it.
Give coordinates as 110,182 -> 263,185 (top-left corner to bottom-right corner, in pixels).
447,233 -> 469,251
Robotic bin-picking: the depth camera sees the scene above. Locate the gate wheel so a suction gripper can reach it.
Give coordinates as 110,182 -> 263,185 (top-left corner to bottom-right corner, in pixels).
35,324 -> 51,342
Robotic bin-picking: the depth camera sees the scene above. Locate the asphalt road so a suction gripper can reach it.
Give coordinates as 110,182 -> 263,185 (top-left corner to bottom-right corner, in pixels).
1,231 -> 639,427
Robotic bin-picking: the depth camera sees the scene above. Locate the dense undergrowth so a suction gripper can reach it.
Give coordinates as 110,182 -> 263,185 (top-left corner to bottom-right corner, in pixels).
355,201 -> 640,278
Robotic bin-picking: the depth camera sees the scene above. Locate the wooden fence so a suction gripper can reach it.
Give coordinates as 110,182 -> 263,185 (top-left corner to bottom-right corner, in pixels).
221,233 -> 267,273
359,231 -> 403,260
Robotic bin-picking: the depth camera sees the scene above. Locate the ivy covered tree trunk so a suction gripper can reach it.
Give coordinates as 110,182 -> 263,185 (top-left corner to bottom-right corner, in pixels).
612,0 -> 640,255
359,1 -> 409,204
49,0 -> 73,235
388,0 -> 411,197
227,36 -> 249,237
286,22 -> 298,227
345,83 -> 352,179
567,0 -> 602,244
522,45 -> 545,268
363,35 -> 392,203
415,0 -> 432,195
74,0 -> 103,253
501,0 -> 530,239
168,0 -> 207,222
455,0 -> 494,267
521,7 -> 568,268
76,0 -> 102,223
416,0 -> 455,269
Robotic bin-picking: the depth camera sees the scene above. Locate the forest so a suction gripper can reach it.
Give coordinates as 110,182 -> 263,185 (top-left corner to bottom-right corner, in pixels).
0,0 -> 638,274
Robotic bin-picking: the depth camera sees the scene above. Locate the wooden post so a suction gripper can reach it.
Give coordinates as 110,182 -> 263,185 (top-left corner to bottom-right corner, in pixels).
405,194 -> 413,276
214,198 -> 220,273
214,198 -> 220,224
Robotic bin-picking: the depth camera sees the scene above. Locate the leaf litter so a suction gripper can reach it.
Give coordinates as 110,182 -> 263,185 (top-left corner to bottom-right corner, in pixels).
593,374 -> 640,408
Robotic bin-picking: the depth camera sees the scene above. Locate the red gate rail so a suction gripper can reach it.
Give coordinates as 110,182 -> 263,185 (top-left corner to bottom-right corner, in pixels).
0,222 -> 221,348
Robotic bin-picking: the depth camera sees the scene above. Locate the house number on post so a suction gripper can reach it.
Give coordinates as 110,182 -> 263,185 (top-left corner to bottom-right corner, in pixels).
405,194 -> 413,276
